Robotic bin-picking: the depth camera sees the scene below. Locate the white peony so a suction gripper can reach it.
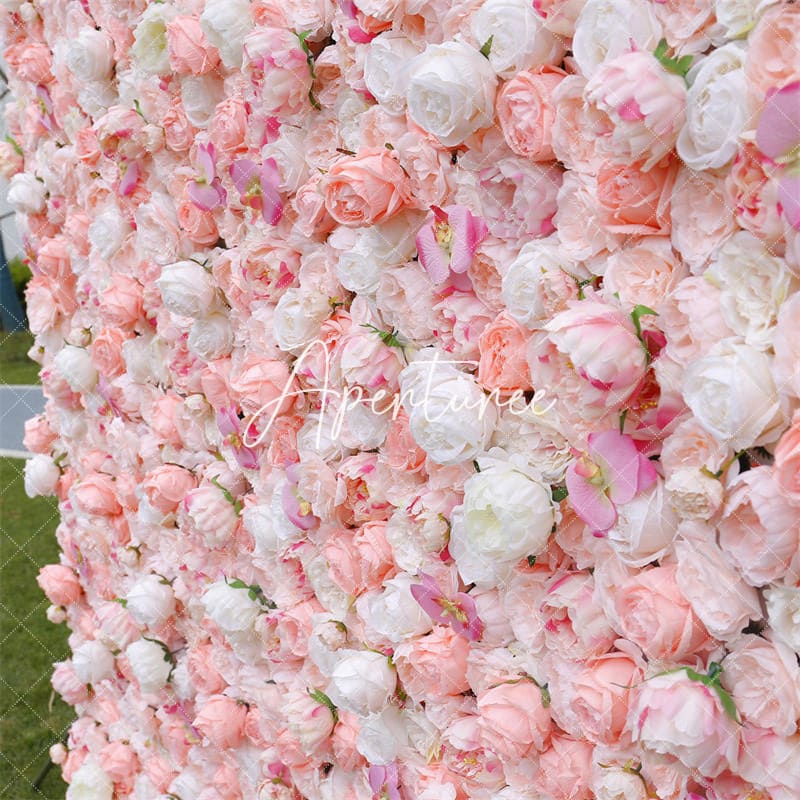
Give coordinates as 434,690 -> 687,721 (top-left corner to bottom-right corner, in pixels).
327,650 -> 397,715
53,345 -> 97,394
715,0 -> 779,40
131,5 -> 178,75
449,460 -> 555,587
274,287 -> 332,353
187,312 -> 234,361
7,172 -> 47,214
156,260 -> 219,318
202,580 -> 262,633
65,27 -> 115,83
200,0 -> 253,68
180,75 -> 225,129
66,759 -> 113,800
592,767 -> 649,800
24,455 -> 60,498
363,33 -> 420,116
470,0 -> 565,79
683,338 -> 783,450
677,43 -> 752,171
356,707 -> 407,764
125,574 -> 175,628
126,638 -> 172,693
765,584 -> 800,654
72,640 -> 115,685
88,207 -> 132,261
356,573 -> 433,642
406,41 -> 497,147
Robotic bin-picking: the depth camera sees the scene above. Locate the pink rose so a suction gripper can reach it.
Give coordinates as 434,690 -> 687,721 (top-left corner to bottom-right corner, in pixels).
4,42 -> 53,84
535,736 -> 593,800
477,680 -> 552,760
496,65 -> 567,162
72,473 -> 122,516
37,564 -> 82,606
744,3 -> 800,98
143,464 -> 198,514
477,312 -> 531,395
585,50 -> 686,172
194,695 -> 248,749
323,150 -> 412,228
182,483 -> 240,548
283,690 -> 336,754
630,670 -> 739,778
322,522 -> 395,597
231,356 -> 298,418
91,328 -> 128,379
774,411 -> 800,505
209,96 -> 249,159
718,467 -> 799,587
177,196 -> 220,246
100,275 -> 144,329
394,626 -> 471,702
167,16 -> 220,76
571,651 -> 643,746
23,415 -> 57,455
615,565 -> 710,661
99,741 -> 138,791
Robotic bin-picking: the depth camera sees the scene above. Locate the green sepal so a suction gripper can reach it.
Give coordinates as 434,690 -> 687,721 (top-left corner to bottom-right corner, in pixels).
211,476 -> 243,515
653,38 -> 693,79
361,323 -> 404,349
309,688 -> 339,723
479,36 -> 493,58
551,486 -> 568,503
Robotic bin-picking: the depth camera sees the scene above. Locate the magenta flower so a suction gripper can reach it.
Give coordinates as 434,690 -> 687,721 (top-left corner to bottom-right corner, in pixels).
368,763 -> 401,800
565,430 -> 657,533
188,143 -> 227,211
415,205 -> 488,285
281,463 -> 319,530
217,407 -> 259,470
230,158 -> 283,225
756,81 -> 800,231
410,572 -> 484,642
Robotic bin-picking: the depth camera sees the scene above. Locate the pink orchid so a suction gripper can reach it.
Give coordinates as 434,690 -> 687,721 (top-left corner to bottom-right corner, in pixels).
368,763 -> 401,800
756,81 -> 800,231
415,205 -> 488,286
410,572 -> 484,641
188,143 -> 227,211
281,462 -> 319,530
230,158 -> 283,225
565,430 -> 657,533
118,160 -> 140,196
217,407 -> 259,470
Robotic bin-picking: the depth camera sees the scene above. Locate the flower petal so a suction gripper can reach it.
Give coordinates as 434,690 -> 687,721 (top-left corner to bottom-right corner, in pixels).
756,81 -> 800,161
566,460 -> 618,532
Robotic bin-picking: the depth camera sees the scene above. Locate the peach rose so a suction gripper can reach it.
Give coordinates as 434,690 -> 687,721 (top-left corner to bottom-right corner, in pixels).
91,328 -> 128,378
37,564 -> 82,606
230,356 -> 298,418
535,736 -> 593,800
323,150 -> 412,228
596,158 -> 677,236
167,16 -> 220,75
394,626 -> 471,702
774,411 -> 800,505
177,196 -> 220,246
496,65 -> 567,162
143,464 -> 198,514
477,311 -> 531,394
477,679 -> 552,760
72,473 -> 122,516
615,565 -> 710,661
745,3 -> 800,98
100,275 -> 144,329
209,96 -> 249,159
193,695 -> 248,749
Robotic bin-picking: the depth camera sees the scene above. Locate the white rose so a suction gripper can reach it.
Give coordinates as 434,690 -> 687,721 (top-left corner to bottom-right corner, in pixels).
157,260 -> 218,318
385,504 -> 450,573
356,573 -> 433,642
88,207 -> 132,261
501,238 -> 580,328
683,339 -> 783,450
356,707 -> 407,764
135,193 -> 183,265
274,287 -> 331,352
676,44 -> 751,171
766,584 -> 800,654
202,580 -> 262,633
284,692 -> 336,753
53,345 -> 97,393
363,33 -> 420,115
470,0 -> 565,79
400,356 -> 496,466
125,575 -> 175,628
131,5 -> 178,74
450,461 -> 555,587
715,0 -> 778,40
336,240 -> 382,296
572,0 -> 662,77
126,639 -> 172,693
187,312 -> 234,361
262,127 -> 309,194
7,173 -> 46,214
180,75 -> 225,128
705,231 -> 792,350
406,41 -> 497,147
24,455 -> 60,498
665,468 -> 724,521
122,334 -> 170,385
72,640 -> 115,684
66,27 -> 115,82
592,767 -> 648,800
200,0 -> 253,68
308,615 -> 350,676
66,759 -> 113,800
327,650 -> 397,715
607,480 -> 678,567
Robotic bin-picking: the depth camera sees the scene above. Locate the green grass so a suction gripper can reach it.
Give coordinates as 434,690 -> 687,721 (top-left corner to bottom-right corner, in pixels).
0,331 -> 41,385
0,457 -> 72,799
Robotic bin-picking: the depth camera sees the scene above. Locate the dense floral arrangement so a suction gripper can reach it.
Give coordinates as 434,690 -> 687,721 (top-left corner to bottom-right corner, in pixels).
3,0 -> 800,797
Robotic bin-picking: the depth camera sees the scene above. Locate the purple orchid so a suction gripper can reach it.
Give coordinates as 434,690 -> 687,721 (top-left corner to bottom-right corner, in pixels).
230,158 -> 283,225
416,205 -> 488,286
756,81 -> 800,231
217,407 -> 260,470
188,143 -> 227,211
566,430 -> 657,534
368,763 -> 401,800
281,463 -> 319,530
410,572 -> 484,642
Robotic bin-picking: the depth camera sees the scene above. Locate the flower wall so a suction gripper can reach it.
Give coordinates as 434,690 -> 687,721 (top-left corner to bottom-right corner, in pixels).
3,0 -> 800,798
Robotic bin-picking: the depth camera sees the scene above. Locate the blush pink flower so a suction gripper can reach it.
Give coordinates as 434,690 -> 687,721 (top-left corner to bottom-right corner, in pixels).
188,143 -> 227,212
230,158 -> 283,225
415,205 -> 488,286
566,430 -> 657,533
217,407 -> 260,470
410,571 -> 484,641
368,763 -> 401,800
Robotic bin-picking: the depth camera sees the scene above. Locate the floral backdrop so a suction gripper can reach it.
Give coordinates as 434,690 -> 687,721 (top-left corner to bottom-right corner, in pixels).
2,0 -> 800,797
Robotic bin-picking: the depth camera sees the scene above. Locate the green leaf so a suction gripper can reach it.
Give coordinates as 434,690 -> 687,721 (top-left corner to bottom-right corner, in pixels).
619,409 -> 628,435
309,688 -> 339,723
113,597 -> 128,607
479,36 -> 493,58
653,38 -> 694,79
551,486 -> 568,503
133,98 -> 146,120
527,555 -> 537,567
539,683 -> 551,708
5,134 -> 23,157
